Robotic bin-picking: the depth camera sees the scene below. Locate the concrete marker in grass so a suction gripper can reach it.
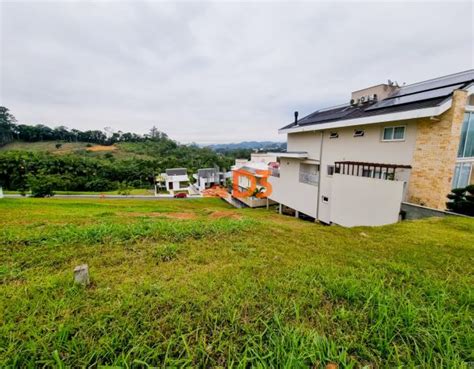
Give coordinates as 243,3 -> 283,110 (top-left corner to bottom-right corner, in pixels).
74,264 -> 90,286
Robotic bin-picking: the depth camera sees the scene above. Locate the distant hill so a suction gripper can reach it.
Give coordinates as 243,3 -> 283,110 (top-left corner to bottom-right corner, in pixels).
206,141 -> 286,152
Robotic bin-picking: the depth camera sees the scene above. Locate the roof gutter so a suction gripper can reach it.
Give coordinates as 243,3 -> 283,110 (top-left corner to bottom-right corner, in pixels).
279,98 -> 453,134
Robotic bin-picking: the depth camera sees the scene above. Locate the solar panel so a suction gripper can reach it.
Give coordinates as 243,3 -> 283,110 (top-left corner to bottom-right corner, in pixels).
389,70 -> 474,98
300,105 -> 354,124
365,83 -> 465,111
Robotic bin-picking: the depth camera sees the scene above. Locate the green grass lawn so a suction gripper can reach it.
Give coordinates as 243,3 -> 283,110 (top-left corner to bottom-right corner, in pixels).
0,198 -> 473,368
4,188 -> 158,196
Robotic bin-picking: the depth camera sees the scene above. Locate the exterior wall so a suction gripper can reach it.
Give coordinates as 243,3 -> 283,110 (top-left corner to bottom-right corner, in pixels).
268,158 -> 318,218
406,90 -> 468,209
330,174 -> 404,227
287,131 -> 322,159
165,174 -> 189,192
318,122 -> 417,219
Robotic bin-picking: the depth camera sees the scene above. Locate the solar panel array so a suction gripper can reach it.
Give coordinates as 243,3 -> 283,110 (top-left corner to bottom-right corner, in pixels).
366,70 -> 474,112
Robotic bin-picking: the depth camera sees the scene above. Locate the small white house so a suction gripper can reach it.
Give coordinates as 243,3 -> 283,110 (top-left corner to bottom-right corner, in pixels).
156,168 -> 189,193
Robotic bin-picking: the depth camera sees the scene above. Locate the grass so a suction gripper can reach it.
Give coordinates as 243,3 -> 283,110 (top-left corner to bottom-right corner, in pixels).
0,198 -> 473,368
4,189 -> 159,195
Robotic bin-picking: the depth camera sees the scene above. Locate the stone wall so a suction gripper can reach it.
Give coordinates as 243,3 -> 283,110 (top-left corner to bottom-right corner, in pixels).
406,90 -> 468,209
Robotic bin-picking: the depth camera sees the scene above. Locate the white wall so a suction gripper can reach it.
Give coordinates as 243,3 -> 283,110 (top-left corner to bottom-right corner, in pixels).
287,131 -> 322,159
330,174 -> 404,227
318,122 -> 416,218
268,158 -> 318,218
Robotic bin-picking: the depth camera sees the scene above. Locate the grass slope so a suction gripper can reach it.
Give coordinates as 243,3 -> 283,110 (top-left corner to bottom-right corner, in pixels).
0,198 -> 473,368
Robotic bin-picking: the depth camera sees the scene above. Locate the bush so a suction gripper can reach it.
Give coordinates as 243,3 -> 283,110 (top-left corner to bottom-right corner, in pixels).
446,185 -> 474,216
84,179 -> 117,192
27,174 -> 58,197
117,181 -> 131,195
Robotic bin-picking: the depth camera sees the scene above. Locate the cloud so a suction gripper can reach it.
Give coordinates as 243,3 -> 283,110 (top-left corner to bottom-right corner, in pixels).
1,0 -> 472,144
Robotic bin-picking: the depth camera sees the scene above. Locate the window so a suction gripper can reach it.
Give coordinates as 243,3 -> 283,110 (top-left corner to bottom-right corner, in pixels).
382,126 -> 405,141
452,162 -> 472,189
329,132 -> 339,139
327,165 -> 335,176
353,130 -> 365,137
457,113 -> 474,158
299,163 -> 319,185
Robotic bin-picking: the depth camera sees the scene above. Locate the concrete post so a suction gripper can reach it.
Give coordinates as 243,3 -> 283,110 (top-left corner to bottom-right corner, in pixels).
278,204 -> 282,214
295,211 -> 299,219
74,264 -> 90,286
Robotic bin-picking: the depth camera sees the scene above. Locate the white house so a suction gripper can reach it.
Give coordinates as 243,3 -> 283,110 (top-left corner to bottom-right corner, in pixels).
268,70 -> 474,226
193,167 -> 230,192
156,168 -> 190,193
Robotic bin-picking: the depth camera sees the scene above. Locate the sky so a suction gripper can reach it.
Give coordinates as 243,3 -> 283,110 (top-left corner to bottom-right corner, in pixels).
1,1 -> 473,144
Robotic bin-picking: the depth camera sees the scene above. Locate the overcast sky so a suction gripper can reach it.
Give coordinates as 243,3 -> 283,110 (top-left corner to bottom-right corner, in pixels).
1,1 -> 473,144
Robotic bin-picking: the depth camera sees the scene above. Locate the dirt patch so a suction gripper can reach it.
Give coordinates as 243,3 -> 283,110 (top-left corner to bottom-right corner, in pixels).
209,211 -> 242,220
125,212 -> 196,219
86,145 -> 117,152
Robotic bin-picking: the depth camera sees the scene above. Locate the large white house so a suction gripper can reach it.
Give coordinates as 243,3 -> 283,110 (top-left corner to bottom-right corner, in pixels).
267,70 -> 474,226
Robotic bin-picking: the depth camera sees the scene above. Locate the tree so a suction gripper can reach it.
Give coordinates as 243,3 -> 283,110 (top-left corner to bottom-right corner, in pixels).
446,185 -> 474,216
0,106 -> 16,146
27,174 -> 57,197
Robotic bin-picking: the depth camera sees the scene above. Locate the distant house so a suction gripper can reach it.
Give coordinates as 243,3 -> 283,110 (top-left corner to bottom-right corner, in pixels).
156,168 -> 189,193
267,69 -> 474,226
193,167 -> 230,192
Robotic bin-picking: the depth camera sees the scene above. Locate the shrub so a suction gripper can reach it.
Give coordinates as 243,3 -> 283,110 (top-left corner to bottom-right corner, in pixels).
27,174 -> 58,197
446,185 -> 474,216
117,181 -> 131,195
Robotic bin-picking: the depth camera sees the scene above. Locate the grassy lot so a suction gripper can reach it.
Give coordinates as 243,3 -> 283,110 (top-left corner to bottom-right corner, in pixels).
0,198 -> 473,368
4,188 -> 159,196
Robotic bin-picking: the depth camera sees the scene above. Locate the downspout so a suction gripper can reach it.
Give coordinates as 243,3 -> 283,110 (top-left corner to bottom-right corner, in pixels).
316,130 -> 324,221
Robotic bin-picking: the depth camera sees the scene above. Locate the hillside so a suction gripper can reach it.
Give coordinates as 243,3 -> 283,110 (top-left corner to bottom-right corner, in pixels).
1,198 -> 473,367
0,140 -> 155,160
0,139 -> 244,193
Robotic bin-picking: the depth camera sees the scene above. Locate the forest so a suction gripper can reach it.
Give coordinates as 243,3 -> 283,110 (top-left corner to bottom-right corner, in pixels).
0,107 -> 250,193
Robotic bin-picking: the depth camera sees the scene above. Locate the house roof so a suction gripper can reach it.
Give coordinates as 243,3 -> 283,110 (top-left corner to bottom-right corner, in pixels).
280,70 -> 474,132
166,168 -> 187,176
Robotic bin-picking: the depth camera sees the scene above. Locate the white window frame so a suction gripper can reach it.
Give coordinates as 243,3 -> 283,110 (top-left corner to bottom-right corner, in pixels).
382,125 -> 406,142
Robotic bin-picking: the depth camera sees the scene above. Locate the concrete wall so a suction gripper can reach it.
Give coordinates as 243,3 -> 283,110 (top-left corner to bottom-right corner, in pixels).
330,174 -> 404,227
268,158 -> 318,218
287,131 -> 322,159
407,90 -> 468,209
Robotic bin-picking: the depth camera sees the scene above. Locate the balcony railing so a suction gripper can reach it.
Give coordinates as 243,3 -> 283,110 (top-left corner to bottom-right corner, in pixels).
334,161 -> 411,181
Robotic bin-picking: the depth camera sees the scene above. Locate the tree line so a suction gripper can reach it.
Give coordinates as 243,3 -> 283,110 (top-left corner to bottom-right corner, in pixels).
0,106 -> 169,146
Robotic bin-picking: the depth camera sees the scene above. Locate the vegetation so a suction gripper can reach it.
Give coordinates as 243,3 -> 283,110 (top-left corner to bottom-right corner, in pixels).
447,184 -> 474,216
1,198 -> 473,367
0,106 -> 248,192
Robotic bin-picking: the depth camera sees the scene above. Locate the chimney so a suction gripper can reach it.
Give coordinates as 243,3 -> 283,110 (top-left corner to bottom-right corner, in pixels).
294,111 -> 299,125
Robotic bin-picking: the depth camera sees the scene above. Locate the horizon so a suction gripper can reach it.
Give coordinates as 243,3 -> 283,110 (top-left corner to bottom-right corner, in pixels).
1,1 -> 473,144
